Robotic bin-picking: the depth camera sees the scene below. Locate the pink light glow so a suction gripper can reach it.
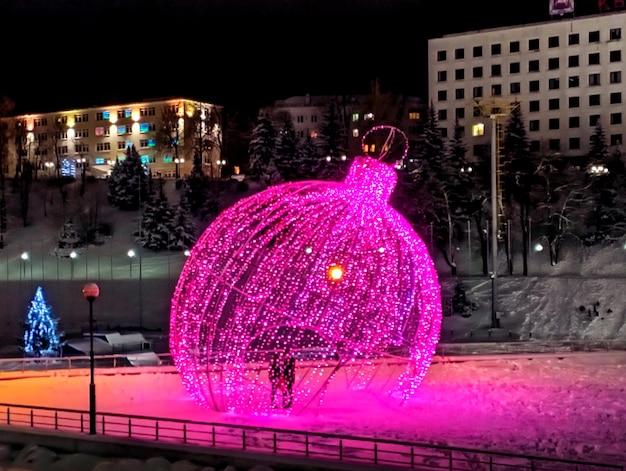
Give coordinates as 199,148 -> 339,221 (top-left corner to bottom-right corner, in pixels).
170,155 -> 442,414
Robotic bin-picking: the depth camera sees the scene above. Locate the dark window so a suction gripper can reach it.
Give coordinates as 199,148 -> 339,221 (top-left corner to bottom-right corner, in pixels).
529,38 -> 539,51
456,107 -> 465,119
455,48 -> 464,59
530,140 -> 540,152
529,60 -> 540,72
529,100 -> 540,112
568,96 -> 580,108
589,31 -> 600,43
610,71 -> 622,83
569,137 -> 580,149
549,98 -> 560,110
491,84 -> 502,96
569,116 -> 580,128
529,80 -> 540,92
455,68 -> 465,80
437,50 -> 447,61
610,92 -> 622,104
610,28 -> 621,41
529,120 -> 540,131
491,43 -> 501,55
510,82 -> 521,94
590,115 -> 600,126
548,78 -> 560,89
610,134 -> 622,146
473,86 -> 483,98
437,71 -> 447,82
589,73 -> 601,86
473,45 -> 482,57
510,41 -> 520,53
437,90 -> 447,101
589,94 -> 601,106
549,139 -> 560,151
491,64 -> 502,76
548,57 -> 559,70
455,88 -> 465,99
568,55 -> 579,67
438,109 -> 447,121
473,66 -> 483,78
548,36 -> 559,48
610,113 -> 622,125
568,33 -> 579,45
589,53 -> 600,65
440,127 -> 448,138
568,76 -> 580,87
509,62 -> 521,74
610,50 -> 622,62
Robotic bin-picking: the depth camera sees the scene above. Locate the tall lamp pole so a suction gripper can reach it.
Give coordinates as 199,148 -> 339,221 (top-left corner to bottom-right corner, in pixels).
82,282 -> 100,435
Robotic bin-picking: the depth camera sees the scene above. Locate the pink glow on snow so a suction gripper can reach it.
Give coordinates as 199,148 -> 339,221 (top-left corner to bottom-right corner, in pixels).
170,156 -> 442,414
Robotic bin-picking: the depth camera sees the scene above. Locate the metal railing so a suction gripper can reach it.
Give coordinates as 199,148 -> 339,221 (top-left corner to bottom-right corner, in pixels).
0,403 -> 621,471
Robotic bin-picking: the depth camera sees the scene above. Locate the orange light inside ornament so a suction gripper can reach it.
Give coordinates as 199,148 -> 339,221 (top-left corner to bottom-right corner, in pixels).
328,264 -> 344,281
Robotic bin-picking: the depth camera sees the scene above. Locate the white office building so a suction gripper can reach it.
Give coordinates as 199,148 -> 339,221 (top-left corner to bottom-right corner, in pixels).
428,10 -> 626,161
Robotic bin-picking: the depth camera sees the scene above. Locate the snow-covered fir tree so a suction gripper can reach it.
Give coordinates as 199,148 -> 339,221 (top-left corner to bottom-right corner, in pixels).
295,134 -> 320,181
23,286 -> 61,357
274,118 -> 299,182
107,145 -> 148,210
52,218 -> 83,258
169,187 -> 197,251
138,178 -> 174,251
248,113 -> 277,186
317,97 -> 349,181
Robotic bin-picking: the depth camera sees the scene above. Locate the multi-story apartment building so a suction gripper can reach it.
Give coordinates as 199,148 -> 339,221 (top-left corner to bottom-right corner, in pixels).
267,93 -> 426,163
428,10 -> 626,161
1,97 -> 222,180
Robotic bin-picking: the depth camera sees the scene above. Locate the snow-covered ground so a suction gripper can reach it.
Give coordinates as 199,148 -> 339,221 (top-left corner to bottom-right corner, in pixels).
1,351 -> 626,469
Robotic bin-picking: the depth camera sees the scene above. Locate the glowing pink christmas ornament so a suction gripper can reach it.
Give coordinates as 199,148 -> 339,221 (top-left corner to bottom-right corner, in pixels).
170,128 -> 442,414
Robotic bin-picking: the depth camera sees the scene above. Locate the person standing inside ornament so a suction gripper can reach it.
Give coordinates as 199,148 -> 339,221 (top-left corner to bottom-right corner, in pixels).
282,347 -> 296,408
268,351 -> 283,408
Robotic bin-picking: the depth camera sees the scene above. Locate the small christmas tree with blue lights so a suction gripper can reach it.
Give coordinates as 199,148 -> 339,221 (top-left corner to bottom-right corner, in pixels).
23,286 -> 61,357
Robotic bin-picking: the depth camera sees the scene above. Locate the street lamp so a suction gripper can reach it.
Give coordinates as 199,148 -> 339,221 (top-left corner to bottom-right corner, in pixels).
174,158 -> 184,180
20,252 -> 29,277
82,282 -> 100,435
70,251 -> 77,279
127,249 -> 135,277
216,159 -> 226,178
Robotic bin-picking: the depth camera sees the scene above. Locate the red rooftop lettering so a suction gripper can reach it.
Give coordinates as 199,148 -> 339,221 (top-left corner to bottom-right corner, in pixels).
598,0 -> 625,11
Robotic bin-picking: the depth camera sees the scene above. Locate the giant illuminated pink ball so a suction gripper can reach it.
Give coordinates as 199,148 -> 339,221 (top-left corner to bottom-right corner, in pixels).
170,156 -> 442,414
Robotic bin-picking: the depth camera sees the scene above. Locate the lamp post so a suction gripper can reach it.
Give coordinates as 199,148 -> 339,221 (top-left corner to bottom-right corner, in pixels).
174,158 -> 184,180
82,282 -> 100,435
127,249 -> 135,278
70,250 -> 77,280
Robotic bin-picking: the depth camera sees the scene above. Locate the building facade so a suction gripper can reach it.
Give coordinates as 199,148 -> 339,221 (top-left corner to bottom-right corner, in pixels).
1,98 -> 222,180
428,11 -> 626,160
267,93 -> 426,163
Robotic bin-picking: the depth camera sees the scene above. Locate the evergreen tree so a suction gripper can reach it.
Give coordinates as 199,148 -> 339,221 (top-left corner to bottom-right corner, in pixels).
185,149 -> 212,217
52,218 -> 83,258
107,145 -> 148,210
248,113 -> 277,186
169,187 -> 197,251
317,97 -> 349,181
274,118 -> 299,182
295,134 -> 321,180
138,178 -> 174,251
583,123 -> 626,243
23,286 -> 61,357
502,102 -> 536,275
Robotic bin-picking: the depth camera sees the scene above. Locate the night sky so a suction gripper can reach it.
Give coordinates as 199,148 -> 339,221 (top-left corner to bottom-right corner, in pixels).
0,0 -> 601,114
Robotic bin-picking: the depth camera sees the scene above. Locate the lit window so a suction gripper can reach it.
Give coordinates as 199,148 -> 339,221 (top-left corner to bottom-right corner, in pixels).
364,113 -> 374,120
351,113 -> 359,122
409,112 -> 420,120
472,123 -> 485,136
352,129 -> 359,137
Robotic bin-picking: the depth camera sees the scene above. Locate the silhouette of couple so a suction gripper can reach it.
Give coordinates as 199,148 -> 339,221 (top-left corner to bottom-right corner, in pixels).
269,348 -> 295,409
